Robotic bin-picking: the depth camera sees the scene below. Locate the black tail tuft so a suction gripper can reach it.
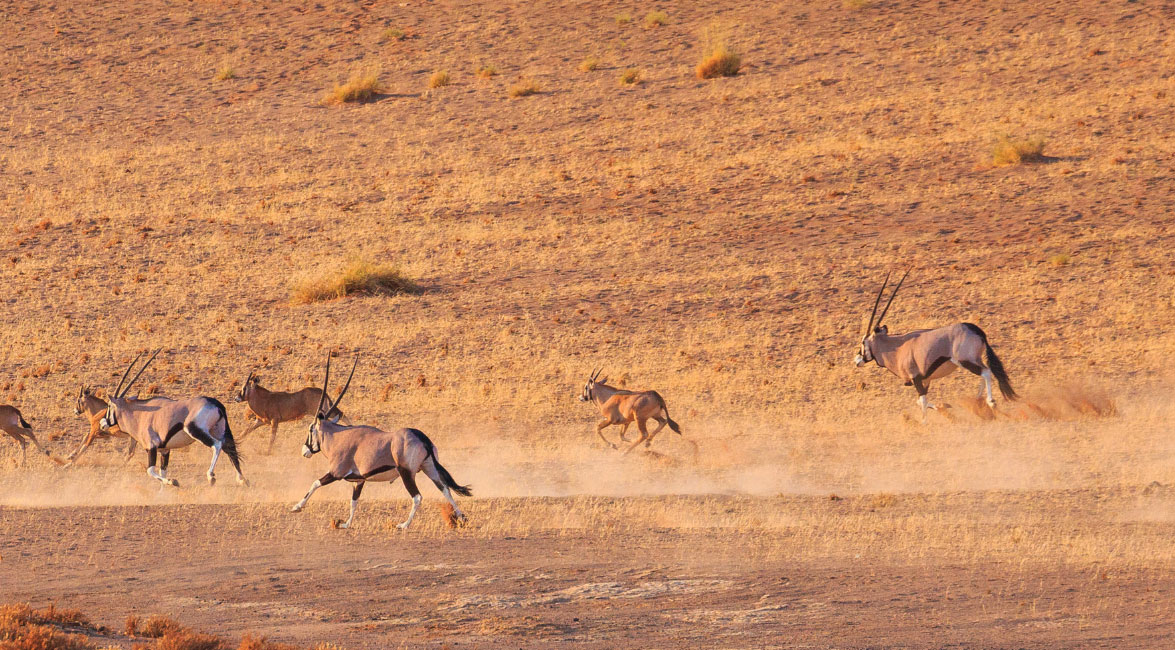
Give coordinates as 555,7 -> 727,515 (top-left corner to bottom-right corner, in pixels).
18,417 -> 30,430
652,392 -> 682,435
984,343 -> 1018,401
410,428 -> 472,497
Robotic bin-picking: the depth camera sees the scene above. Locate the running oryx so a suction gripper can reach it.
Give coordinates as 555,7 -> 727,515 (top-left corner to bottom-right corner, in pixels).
0,405 -> 62,466
291,355 -> 471,530
63,385 -> 137,466
854,270 -> 1018,420
99,350 -> 246,487
232,371 -> 351,455
579,369 -> 682,453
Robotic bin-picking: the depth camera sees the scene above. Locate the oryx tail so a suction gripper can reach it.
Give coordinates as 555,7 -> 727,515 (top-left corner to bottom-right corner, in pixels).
208,398 -> 243,474
963,324 -> 1018,401
650,391 -> 681,434
412,429 -> 472,497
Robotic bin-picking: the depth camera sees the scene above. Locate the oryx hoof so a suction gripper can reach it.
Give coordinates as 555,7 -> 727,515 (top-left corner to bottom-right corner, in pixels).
986,400 -> 997,409
207,474 -> 216,486
336,522 -> 351,530
396,521 -> 411,530
609,444 -> 618,450
167,478 -> 180,487
237,477 -> 250,487
291,503 -> 304,513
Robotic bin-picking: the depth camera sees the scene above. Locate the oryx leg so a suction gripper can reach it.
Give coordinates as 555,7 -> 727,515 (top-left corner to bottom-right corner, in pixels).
595,419 -> 619,450
65,423 -> 102,464
911,377 -> 936,422
3,429 -> 29,466
122,437 -> 137,463
643,418 -> 669,448
238,416 -> 266,441
617,421 -> 632,442
145,447 -> 178,486
266,420 -> 280,455
395,467 -> 423,530
159,450 -> 170,480
624,419 -> 651,455
422,457 -> 466,522
338,481 -> 364,529
292,473 -> 337,512
959,360 -> 996,407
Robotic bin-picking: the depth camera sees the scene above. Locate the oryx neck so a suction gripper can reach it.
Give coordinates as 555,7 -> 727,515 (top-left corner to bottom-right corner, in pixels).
592,382 -> 620,405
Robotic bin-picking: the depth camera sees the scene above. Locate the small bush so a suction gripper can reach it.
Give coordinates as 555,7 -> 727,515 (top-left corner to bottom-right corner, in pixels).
215,64 -> 235,81
619,68 -> 642,85
644,10 -> 668,27
697,24 -> 741,79
578,56 -> 600,72
992,135 -> 1047,166
508,78 -> 541,97
428,70 -> 450,88
381,27 -> 406,41
238,634 -> 300,650
844,0 -> 871,8
292,260 -> 421,304
1048,253 -> 1071,267
615,12 -> 632,25
0,604 -> 96,650
322,72 -> 384,105
139,615 -> 185,638
155,630 -> 224,650
476,65 -> 497,78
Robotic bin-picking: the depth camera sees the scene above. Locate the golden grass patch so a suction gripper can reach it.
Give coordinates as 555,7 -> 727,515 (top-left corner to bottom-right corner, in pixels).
428,70 -> 451,89
380,27 -> 406,42
508,78 -> 541,97
615,12 -> 632,25
992,135 -> 1047,165
619,68 -> 643,85
476,65 -> 498,78
322,71 -> 384,105
697,44 -> 740,79
291,260 -> 421,304
644,10 -> 668,27
578,56 -> 600,72
214,64 -> 235,81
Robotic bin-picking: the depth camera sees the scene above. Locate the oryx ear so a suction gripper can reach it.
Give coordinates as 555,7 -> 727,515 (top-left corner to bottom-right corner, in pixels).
876,325 -> 887,334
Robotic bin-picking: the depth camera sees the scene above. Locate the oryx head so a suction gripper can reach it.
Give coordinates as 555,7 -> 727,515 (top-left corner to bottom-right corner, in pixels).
100,348 -> 161,432
234,371 -> 258,403
579,368 -> 607,402
304,354 -> 358,458
855,270 -> 907,367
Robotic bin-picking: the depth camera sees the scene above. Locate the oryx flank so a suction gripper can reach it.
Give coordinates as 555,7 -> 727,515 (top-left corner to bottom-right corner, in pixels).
64,385 -> 137,466
292,355 -> 471,530
0,404 -> 61,466
579,368 -> 681,453
854,270 -> 1018,420
232,371 -> 351,455
99,350 -> 246,487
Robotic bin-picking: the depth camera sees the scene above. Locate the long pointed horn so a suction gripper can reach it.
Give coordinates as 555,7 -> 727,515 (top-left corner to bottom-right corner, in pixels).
316,355 -> 332,417
113,352 -> 143,399
874,268 -> 910,329
591,367 -> 602,381
244,370 -> 254,386
865,272 -> 890,336
331,355 -> 359,412
120,348 -> 161,398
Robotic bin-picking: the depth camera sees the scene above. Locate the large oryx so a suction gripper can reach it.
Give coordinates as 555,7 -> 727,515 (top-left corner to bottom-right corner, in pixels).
291,355 -> 471,530
0,405 -> 61,466
63,385 -> 137,465
99,350 -> 246,487
232,371 -> 350,455
854,270 -> 1018,420
579,369 -> 682,453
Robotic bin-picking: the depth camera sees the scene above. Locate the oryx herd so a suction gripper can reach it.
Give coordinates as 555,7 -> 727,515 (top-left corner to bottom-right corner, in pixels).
1,272 -> 1018,527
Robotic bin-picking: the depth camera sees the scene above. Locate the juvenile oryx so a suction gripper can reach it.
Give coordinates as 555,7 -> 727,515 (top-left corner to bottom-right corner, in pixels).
579,369 -> 682,453
854,271 -> 1018,420
0,404 -> 61,466
99,350 -> 246,487
291,356 -> 471,530
232,371 -> 350,455
63,385 -> 137,466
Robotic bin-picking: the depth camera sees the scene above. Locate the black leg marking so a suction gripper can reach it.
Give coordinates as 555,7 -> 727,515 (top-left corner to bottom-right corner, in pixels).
318,473 -> 338,487
911,377 -> 928,396
352,482 -> 365,500
161,422 -> 185,446
146,447 -> 158,468
160,451 -> 170,472
397,467 -> 421,498
923,356 -> 952,378
959,360 -> 986,376
185,423 -> 215,447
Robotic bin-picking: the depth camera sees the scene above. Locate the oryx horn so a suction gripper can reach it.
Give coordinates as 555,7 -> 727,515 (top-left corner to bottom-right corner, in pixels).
113,351 -> 144,399
315,354 -> 332,417
329,355 -> 359,416
120,348 -> 161,398
865,272 -> 890,336
874,268 -> 911,330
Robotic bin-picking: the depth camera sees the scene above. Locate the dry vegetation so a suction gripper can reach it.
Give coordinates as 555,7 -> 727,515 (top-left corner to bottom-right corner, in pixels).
2,0 -> 1175,647
992,134 -> 1048,165
321,72 -> 384,105
428,70 -> 451,89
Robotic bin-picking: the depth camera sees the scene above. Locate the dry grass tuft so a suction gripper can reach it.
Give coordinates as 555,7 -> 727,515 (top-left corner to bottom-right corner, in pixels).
578,56 -> 600,72
237,635 -> 300,650
428,70 -> 451,89
844,0 -> 872,8
619,68 -> 643,85
508,78 -> 541,97
154,629 -> 223,650
1048,253 -> 1071,267
214,64 -> 235,81
0,603 -> 97,650
644,10 -> 668,28
615,12 -> 632,25
322,71 -> 385,105
380,27 -> 406,42
992,135 -> 1047,165
291,260 -> 421,304
139,615 -> 185,638
697,44 -> 740,79
476,65 -> 497,78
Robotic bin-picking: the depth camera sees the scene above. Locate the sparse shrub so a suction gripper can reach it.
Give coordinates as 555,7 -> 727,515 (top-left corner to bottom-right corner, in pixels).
1048,253 -> 1071,267
322,71 -> 385,105
215,64 -> 235,81
238,635 -> 300,650
696,24 -> 740,79
428,70 -> 451,88
619,68 -> 642,85
155,630 -> 223,650
615,12 -> 632,25
139,615 -> 185,638
476,65 -> 498,78
844,0 -> 871,8
644,10 -> 668,27
381,27 -> 406,41
292,259 -> 421,304
508,78 -> 541,97
0,603 -> 96,650
578,56 -> 600,72
991,135 -> 1046,166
